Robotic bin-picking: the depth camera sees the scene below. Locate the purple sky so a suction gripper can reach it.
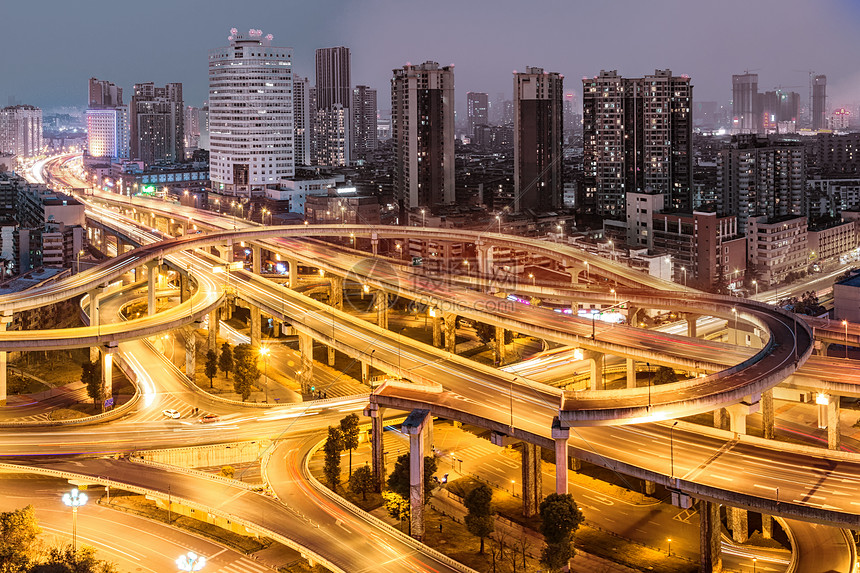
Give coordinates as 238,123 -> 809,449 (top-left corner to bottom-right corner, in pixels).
3,0 -> 859,115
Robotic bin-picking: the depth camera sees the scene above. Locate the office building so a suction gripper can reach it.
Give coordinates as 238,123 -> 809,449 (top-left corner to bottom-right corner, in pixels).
583,69 -> 693,217
314,46 -> 351,166
130,82 -> 184,165
293,76 -> 312,166
717,135 -> 806,233
466,92 -> 489,137
391,61 -> 455,213
732,73 -> 759,134
513,67 -> 563,212
184,105 -> 200,151
208,28 -> 293,196
0,105 -> 42,158
86,77 -> 129,160
813,75 -> 827,131
352,85 -> 377,161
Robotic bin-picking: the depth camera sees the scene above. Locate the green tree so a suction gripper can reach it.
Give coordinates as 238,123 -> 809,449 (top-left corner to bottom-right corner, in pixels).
81,360 -> 102,408
381,490 -> 410,528
652,366 -> 678,385
339,413 -> 361,477
387,454 -> 438,501
323,425 -> 344,490
349,463 -> 374,501
205,349 -> 218,388
0,505 -> 40,571
464,484 -> 494,554
219,465 -> 235,479
219,342 -> 233,379
232,343 -> 260,401
30,545 -> 118,572
539,493 -> 584,571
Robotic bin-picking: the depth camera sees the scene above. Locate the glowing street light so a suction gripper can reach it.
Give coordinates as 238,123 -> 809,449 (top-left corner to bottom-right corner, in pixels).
752,279 -> 758,297
176,551 -> 207,571
528,273 -> 535,286
844,320 -> 849,358
610,288 -> 617,304
62,488 -> 88,552
420,208 -> 426,228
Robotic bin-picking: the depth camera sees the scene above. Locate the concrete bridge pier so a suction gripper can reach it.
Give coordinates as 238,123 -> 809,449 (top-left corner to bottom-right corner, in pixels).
432,313 -> 442,348
628,306 -> 641,327
626,358 -> 636,388
298,332 -> 313,393
287,258 -> 299,289
251,245 -> 261,275
699,500 -> 722,572
551,418 -> 569,495
584,350 -> 603,390
360,360 -> 369,384
686,314 -> 699,338
250,304 -> 262,348
761,513 -> 773,539
725,402 -> 758,435
728,507 -> 748,543
819,340 -> 830,356
818,393 -> 841,450
494,326 -> 507,365
101,342 -> 117,405
402,409 -> 431,541
146,261 -> 160,317
184,325 -> 197,380
374,290 -> 389,329
363,403 -> 386,492
476,243 -> 493,277
208,309 -> 220,351
329,275 -> 343,310
0,313 -> 11,405
179,273 -> 190,303
371,237 -> 378,257
521,442 -> 542,517
327,346 -> 336,367
88,287 -> 104,362
761,389 -> 775,439
443,314 -> 457,353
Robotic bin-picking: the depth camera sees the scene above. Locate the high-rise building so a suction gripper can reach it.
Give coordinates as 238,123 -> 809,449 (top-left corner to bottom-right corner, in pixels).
198,103 -> 209,149
760,90 -> 800,132
352,85 -> 377,161
0,105 -> 42,157
184,105 -> 200,150
717,135 -> 806,233
563,92 -> 578,138
314,46 -> 351,166
466,92 -> 489,137
391,61 -> 455,213
813,74 -> 827,131
293,76 -> 312,166
86,77 -> 129,160
130,82 -> 184,164
208,28 -> 293,196
583,69 -> 693,218
732,73 -> 759,134
513,68 -> 563,212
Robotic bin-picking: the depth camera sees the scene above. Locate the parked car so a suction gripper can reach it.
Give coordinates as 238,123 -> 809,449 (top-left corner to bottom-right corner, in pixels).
161,409 -> 181,419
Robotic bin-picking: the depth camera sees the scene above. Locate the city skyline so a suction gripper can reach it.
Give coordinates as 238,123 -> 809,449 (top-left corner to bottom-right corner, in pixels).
4,0 -> 860,114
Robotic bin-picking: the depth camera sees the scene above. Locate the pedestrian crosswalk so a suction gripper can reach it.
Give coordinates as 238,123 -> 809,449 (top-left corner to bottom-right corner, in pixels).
214,557 -> 273,573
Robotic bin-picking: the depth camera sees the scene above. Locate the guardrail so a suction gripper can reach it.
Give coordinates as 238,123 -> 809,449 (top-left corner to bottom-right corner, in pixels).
128,456 -> 261,491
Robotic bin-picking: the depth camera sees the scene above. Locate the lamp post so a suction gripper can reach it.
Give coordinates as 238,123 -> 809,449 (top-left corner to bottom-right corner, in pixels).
682,267 -> 687,288
731,307 -> 738,345
529,273 -> 535,286
260,346 -> 270,403
667,538 -> 672,557
62,488 -> 88,552
844,320 -> 849,359
585,261 -> 589,281
752,279 -> 758,297
421,208 -> 426,228
608,240 -> 614,260
752,557 -> 757,573
611,288 -> 617,305
76,249 -> 85,274
669,420 -> 679,482
176,551 -> 207,571
395,243 -> 402,260
496,214 -> 501,234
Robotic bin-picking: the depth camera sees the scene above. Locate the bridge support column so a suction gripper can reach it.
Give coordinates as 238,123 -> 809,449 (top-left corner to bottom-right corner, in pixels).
402,409 -> 431,541
374,290 -> 389,330
761,514 -> 773,539
88,288 -> 104,362
327,346 -> 335,367
628,306 -> 640,326
287,258 -> 299,289
728,507 -> 748,543
251,245 -> 261,275
551,418 -> 569,495
819,341 -> 830,356
363,403 -> 386,492
521,442 -> 542,517
432,313 -> 442,348
0,313 -> 11,405
360,360 -> 369,384
298,332 -> 313,393
569,457 -> 581,472
146,261 -> 159,317
584,350 -> 603,390
714,408 -> 729,430
686,314 -> 699,338
179,273 -> 190,303
761,389 -> 775,440
699,500 -> 722,573
208,309 -> 220,351
644,480 -> 656,495
495,326 -> 507,365
101,342 -> 117,407
726,403 -> 757,435
819,394 -> 841,450
565,267 -> 579,285
184,325 -> 196,380
250,304 -> 262,349
371,238 -> 378,257
443,314 -> 457,353
330,275 -> 343,310
476,244 -> 493,277
626,358 -> 636,389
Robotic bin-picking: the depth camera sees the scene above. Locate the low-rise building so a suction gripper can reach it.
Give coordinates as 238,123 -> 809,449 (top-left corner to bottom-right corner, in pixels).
305,189 -> 380,225
747,215 -> 808,286
808,219 -> 856,263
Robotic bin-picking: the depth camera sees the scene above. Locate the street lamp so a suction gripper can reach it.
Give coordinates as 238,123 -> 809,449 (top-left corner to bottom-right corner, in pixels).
731,307 -> 738,345
844,320 -> 849,359
421,209 -> 426,228
462,259 -> 470,276
682,267 -> 687,288
496,214 -> 501,234
585,261 -> 589,280
608,240 -> 614,260
669,420 -> 679,482
667,538 -> 672,557
610,288 -> 617,305
752,279 -> 758,297
752,557 -> 757,573
260,346 -> 270,403
395,243 -> 402,260
76,249 -> 85,274
176,551 -> 207,571
529,273 -> 535,286
62,488 -> 88,552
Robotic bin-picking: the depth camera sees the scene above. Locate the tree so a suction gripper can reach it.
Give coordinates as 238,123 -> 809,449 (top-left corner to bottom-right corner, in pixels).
232,343 -> 260,401
387,454 -> 438,501
30,545 -> 118,572
323,425 -> 344,490
382,491 -> 410,530
539,493 -> 584,571
0,505 -> 40,571
349,463 -> 374,501
219,465 -> 235,479
205,349 -> 218,388
652,366 -> 678,385
81,360 -> 102,408
339,413 -> 361,477
464,484 -> 494,553
219,342 -> 233,379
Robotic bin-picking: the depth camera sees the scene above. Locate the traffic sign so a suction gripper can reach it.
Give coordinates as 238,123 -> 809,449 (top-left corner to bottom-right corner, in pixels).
412,256 -> 423,267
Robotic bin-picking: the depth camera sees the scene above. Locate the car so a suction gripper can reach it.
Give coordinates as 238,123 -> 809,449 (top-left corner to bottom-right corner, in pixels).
161,409 -> 180,419
199,414 -> 220,423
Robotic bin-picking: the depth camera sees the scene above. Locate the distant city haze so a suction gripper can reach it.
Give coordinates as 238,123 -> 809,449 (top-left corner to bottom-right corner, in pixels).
3,0 -> 860,114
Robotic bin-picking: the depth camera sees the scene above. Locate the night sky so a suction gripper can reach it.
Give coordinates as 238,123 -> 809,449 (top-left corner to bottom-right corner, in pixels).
3,0 -> 859,114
